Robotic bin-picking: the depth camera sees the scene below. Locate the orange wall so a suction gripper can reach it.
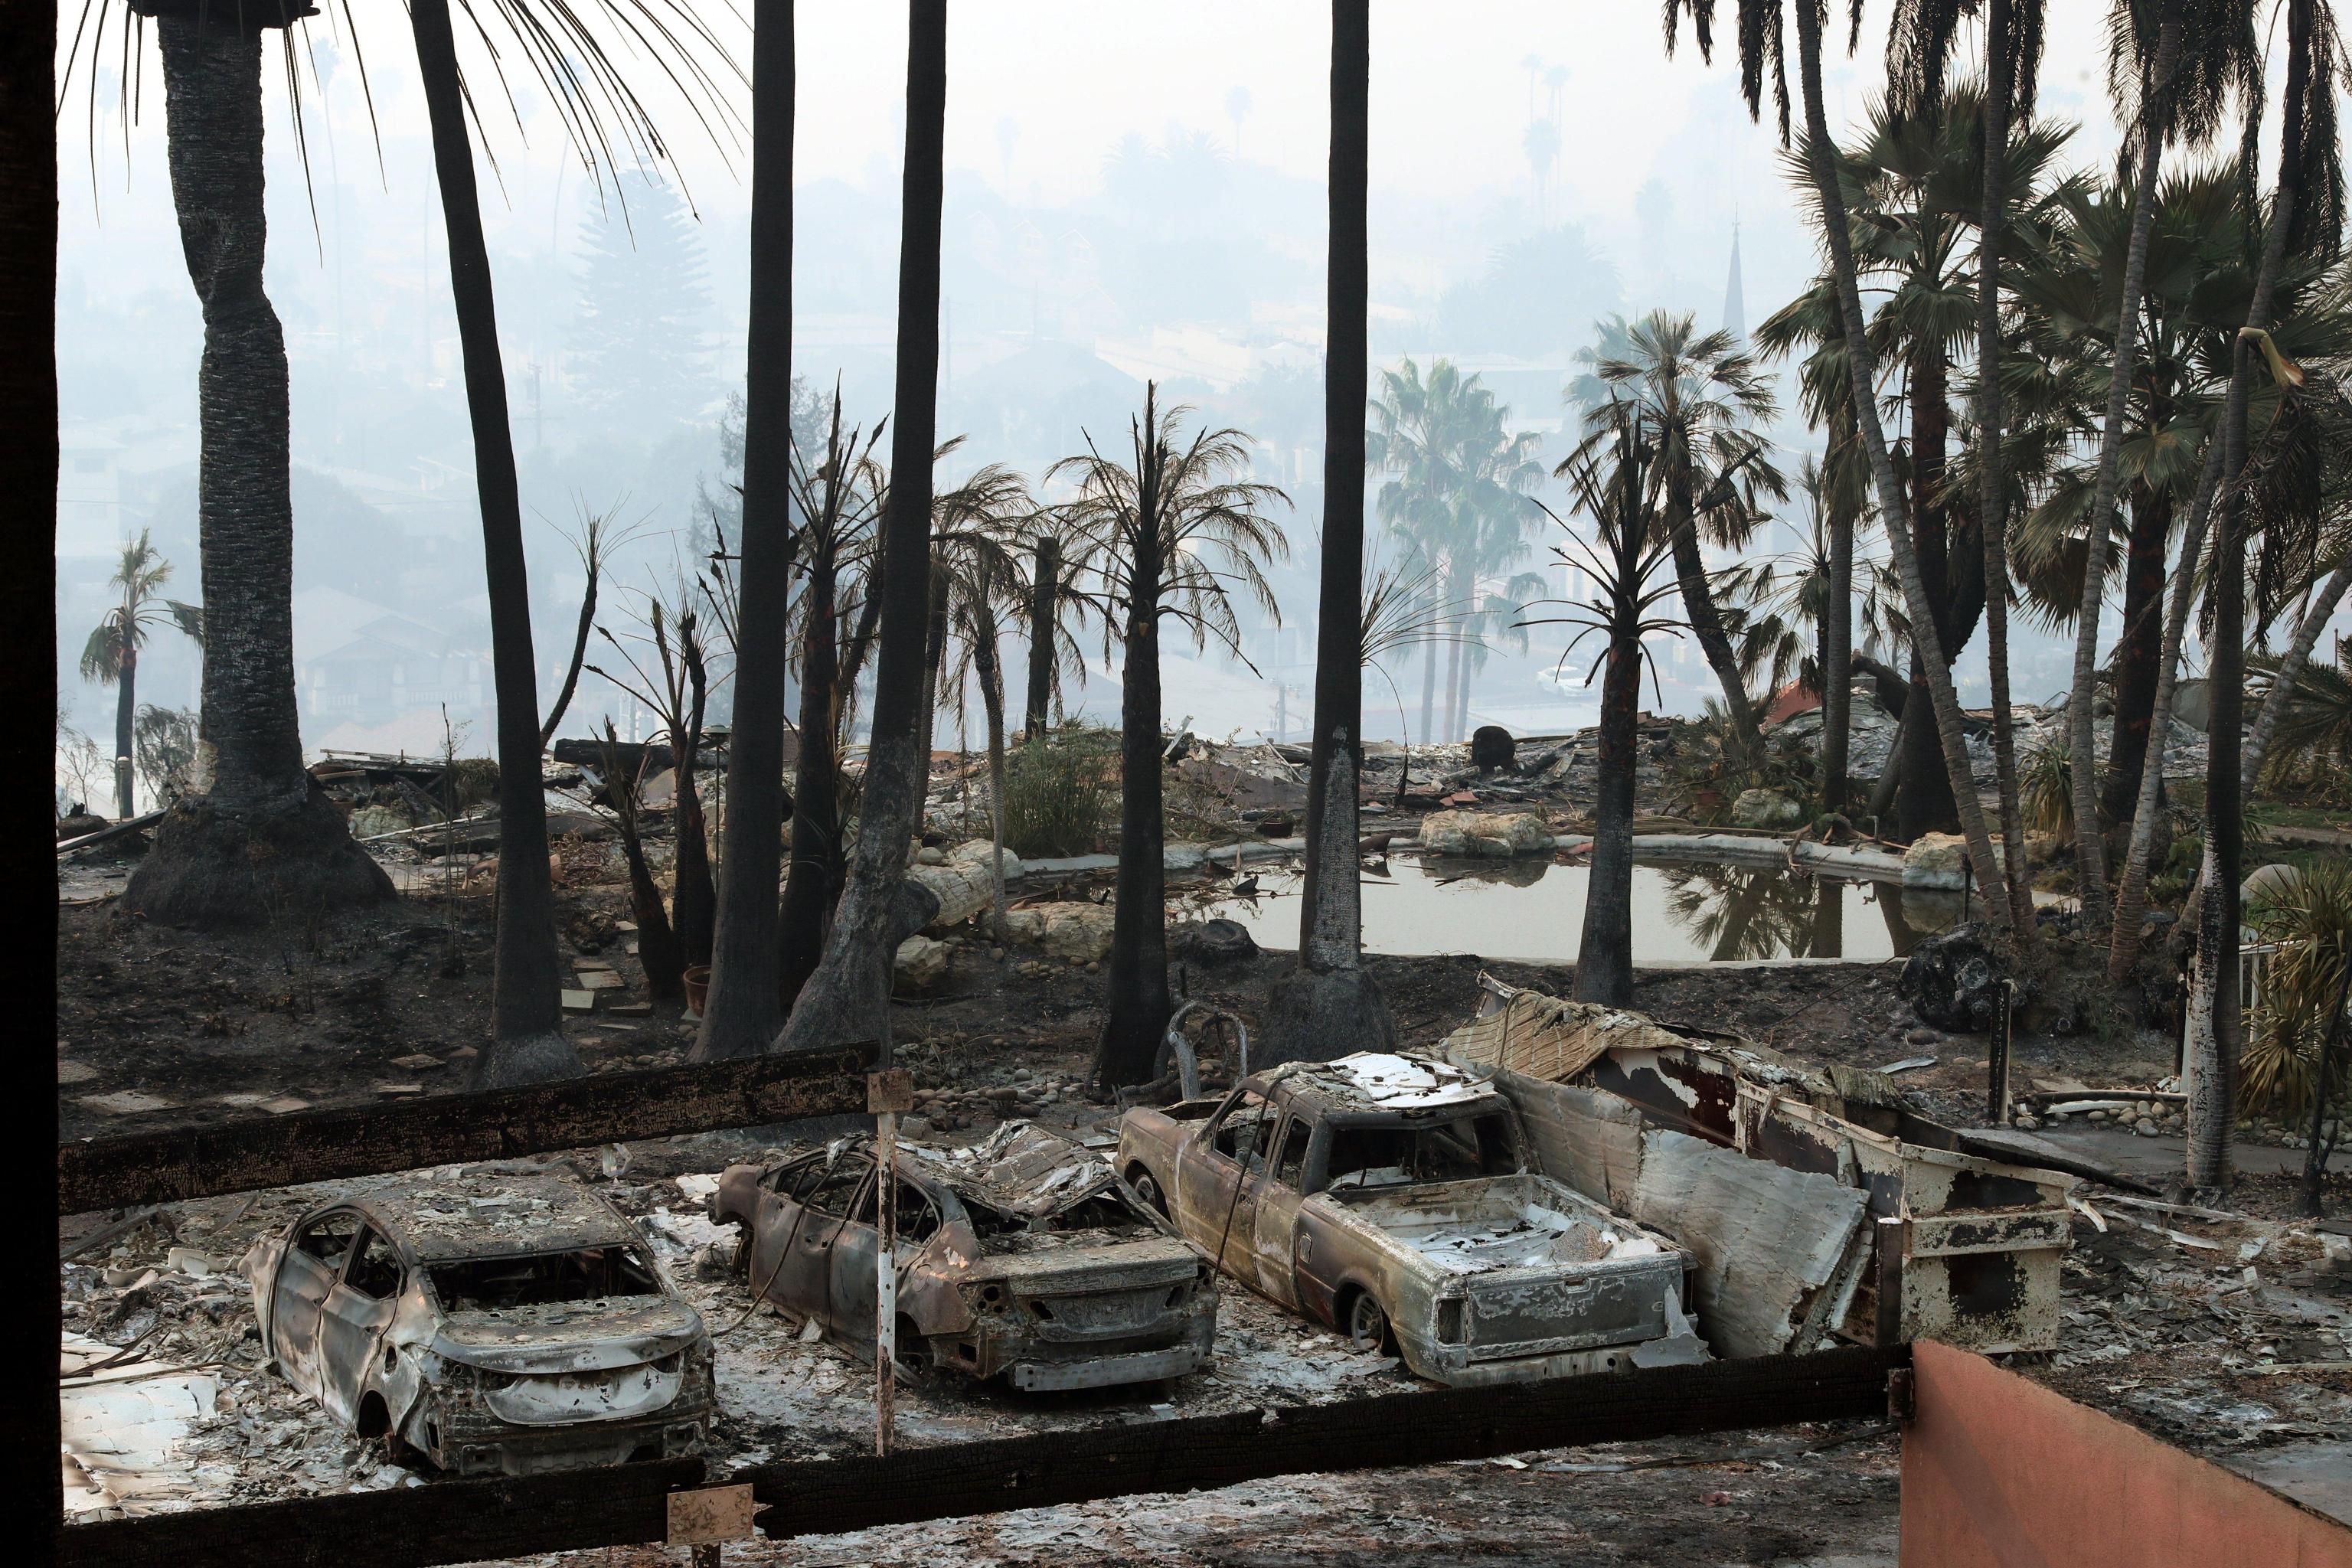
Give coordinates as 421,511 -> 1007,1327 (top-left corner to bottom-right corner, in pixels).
1902,1339 -> 2352,1566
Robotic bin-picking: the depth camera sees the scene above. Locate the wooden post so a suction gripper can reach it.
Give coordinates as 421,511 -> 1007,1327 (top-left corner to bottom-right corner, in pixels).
1987,978 -> 2014,1125
868,1067 -> 914,1457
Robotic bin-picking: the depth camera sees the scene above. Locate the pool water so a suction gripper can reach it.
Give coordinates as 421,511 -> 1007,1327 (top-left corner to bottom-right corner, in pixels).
1193,857 -> 1956,965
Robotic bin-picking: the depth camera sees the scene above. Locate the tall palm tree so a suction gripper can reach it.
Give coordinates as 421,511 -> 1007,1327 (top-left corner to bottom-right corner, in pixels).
1267,0 -> 1396,1068
2061,0 -> 2209,921
1050,387 -> 1287,1087
1534,403 -> 1679,1006
1576,310 -> 1786,763
407,0 -> 576,1086
122,4 -> 391,931
1886,0 -> 2047,935
79,531 -> 201,820
777,0 -> 947,1057
1670,2 -> 2013,933
2182,0 -> 2342,1187
1368,358 -> 1545,741
697,0 -> 797,1060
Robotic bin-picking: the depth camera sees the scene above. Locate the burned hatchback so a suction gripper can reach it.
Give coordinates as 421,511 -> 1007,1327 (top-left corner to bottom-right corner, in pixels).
242,1174 -> 713,1475
710,1121 -> 1217,1391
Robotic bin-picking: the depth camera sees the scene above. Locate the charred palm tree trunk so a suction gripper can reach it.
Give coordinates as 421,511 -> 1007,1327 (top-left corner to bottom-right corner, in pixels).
971,602 -> 1011,941
2190,0 -> 2311,1191
1794,0 -> 2009,933
1821,480 -> 1854,814
1667,475 -> 1760,761
1096,443 -> 1170,1089
2,0 -> 60,1521
114,641 -> 138,819
696,0 -> 795,1057
128,11 -> 390,929
1023,534 -> 1060,737
671,662 -> 715,969
1577,600 -> 1642,1006
410,0 -> 573,1086
2068,9 -> 2183,927
776,0 -> 945,1055
777,548 -> 841,1009
1978,0 -> 2034,938
2104,487 -> 2174,827
1895,347 -> 1962,840
1265,0 -> 1394,1067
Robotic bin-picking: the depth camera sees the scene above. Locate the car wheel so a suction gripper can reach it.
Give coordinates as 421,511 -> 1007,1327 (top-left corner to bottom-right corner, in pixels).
893,1315 -> 933,1380
1346,1291 -> 1390,1354
1131,1170 -> 1168,1216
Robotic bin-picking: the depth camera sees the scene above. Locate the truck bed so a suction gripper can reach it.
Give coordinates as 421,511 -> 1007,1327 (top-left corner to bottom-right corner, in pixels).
1328,1174 -> 1670,1277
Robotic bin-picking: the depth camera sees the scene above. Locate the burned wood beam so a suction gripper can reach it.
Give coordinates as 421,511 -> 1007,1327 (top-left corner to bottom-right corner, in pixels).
55,1345 -> 1905,1568
56,1458 -> 703,1568
745,1343 -> 1908,1540
58,1045 -> 877,1215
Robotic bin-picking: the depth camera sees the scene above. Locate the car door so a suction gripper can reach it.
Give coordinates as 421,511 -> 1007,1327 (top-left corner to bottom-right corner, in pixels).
822,1168 -> 883,1356
313,1225 -> 403,1426
762,1155 -> 871,1328
1250,1112 -> 1316,1310
271,1209 -> 358,1400
1177,1091 -> 1274,1289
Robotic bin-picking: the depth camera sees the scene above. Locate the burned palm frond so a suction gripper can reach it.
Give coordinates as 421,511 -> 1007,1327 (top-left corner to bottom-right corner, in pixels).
586,580 -> 717,967
70,2 -> 746,237
541,501 -> 651,749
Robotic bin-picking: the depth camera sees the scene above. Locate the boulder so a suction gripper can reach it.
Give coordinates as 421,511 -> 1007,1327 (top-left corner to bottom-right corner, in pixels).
946,839 -> 1024,882
1470,724 -> 1517,772
1730,789 -> 1803,829
1896,922 -> 2007,1033
1903,832 -> 1970,890
1171,917 -> 1258,965
893,935 -> 951,991
1036,902 -> 1117,963
1418,809 -> 1553,858
2243,861 -> 2305,906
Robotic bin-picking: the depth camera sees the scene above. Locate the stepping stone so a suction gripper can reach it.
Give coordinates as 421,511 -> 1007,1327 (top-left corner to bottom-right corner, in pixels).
260,1096 -> 311,1115
389,1054 -> 444,1070
80,1091 -> 174,1116
576,971 -> 625,991
57,1060 -> 98,1085
373,1083 -> 424,1096
216,1093 -> 272,1108
561,988 -> 598,1012
607,1001 -> 652,1016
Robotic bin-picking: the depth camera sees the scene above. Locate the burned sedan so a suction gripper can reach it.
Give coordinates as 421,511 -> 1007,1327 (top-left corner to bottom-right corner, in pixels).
1118,1051 -> 1706,1387
710,1121 -> 1217,1391
243,1175 -> 713,1476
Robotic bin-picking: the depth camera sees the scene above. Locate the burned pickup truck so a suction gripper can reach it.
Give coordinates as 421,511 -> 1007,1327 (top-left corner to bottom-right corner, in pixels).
243,1175 -> 713,1476
710,1121 -> 1217,1391
1116,1052 -> 1704,1386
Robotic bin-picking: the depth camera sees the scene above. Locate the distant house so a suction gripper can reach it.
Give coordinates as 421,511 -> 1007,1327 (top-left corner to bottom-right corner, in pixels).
295,594 -> 489,729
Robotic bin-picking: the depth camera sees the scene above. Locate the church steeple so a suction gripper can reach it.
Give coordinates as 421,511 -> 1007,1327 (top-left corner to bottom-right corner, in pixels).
1721,217 -> 1746,342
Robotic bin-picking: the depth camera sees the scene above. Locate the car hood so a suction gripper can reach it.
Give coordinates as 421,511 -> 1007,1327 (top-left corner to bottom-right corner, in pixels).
427,1295 -> 706,1374
973,1233 -> 1202,1293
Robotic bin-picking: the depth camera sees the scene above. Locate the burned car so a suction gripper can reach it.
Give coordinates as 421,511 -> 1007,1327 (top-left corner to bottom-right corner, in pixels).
243,1175 -> 713,1476
1117,1051 -> 1705,1386
710,1121 -> 1217,1391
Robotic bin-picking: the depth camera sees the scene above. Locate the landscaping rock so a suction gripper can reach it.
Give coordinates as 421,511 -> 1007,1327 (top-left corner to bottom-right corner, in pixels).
1902,833 -> 1970,890
349,805 -> 407,839
1034,903 -> 1117,963
893,935 -> 951,991
1418,809 -> 1553,858
1730,788 -> 1803,829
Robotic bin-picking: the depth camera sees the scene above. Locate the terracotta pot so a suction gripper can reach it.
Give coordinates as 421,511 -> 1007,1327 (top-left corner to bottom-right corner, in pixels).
681,964 -> 711,1015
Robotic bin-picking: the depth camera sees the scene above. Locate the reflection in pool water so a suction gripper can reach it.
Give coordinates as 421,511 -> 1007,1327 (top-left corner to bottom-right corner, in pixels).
1194,857 -> 1955,964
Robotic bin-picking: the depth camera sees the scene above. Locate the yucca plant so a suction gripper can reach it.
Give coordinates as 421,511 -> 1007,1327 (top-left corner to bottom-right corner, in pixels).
2020,744 -> 2073,842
